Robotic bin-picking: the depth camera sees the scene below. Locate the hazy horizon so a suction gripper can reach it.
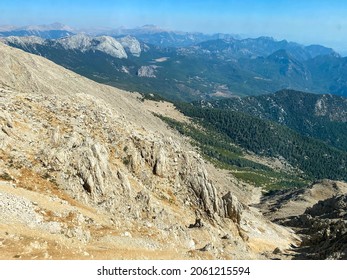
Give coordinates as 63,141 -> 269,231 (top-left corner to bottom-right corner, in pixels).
1,0 -> 347,54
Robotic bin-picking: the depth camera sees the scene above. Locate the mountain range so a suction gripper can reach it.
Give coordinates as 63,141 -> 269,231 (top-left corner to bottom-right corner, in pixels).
1,23 -> 347,101
0,22 -> 74,39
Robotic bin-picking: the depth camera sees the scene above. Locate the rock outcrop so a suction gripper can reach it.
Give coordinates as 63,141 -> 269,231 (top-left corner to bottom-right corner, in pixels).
1,34 -> 132,59
258,180 -> 347,259
118,35 -> 142,57
137,65 -> 157,78
285,195 -> 347,259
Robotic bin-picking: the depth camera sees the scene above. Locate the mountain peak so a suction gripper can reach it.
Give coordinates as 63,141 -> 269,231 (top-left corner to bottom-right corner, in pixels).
257,36 -> 275,41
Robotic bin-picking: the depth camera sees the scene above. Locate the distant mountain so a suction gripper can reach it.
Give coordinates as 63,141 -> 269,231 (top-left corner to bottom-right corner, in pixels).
193,37 -> 338,61
0,22 -> 74,39
1,32 -> 347,100
85,25 -> 239,48
201,89 -> 347,151
21,22 -> 73,32
57,34 -> 129,58
1,34 -> 142,59
0,25 -> 17,32
182,40 -> 346,97
306,54 -> 347,96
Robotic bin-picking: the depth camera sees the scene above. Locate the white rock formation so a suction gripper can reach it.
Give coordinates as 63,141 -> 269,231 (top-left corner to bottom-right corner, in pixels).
137,65 -> 157,77
119,35 -> 142,57
57,34 -> 128,59
0,34 -> 138,59
0,36 -> 45,47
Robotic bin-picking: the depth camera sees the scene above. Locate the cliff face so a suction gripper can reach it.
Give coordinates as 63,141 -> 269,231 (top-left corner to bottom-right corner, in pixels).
0,43 -> 296,259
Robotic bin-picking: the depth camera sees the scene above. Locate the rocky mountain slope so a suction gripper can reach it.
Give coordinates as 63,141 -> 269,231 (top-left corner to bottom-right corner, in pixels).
0,43 -> 299,259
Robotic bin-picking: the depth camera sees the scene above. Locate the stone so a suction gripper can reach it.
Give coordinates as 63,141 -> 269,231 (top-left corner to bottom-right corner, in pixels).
122,231 -> 132,238
222,192 -> 243,224
273,247 -> 282,254
188,218 -> 203,228
221,234 -> 232,240
200,243 -> 214,252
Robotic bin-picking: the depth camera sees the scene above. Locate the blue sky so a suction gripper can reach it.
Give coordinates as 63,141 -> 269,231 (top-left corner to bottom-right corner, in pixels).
1,0 -> 347,53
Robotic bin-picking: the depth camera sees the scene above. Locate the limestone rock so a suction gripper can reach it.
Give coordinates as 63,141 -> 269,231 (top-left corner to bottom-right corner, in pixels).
200,243 -> 214,252
153,147 -> 166,177
57,34 -> 128,59
179,152 -> 222,217
283,194 -> 347,259
137,66 -> 157,78
117,170 -> 131,194
306,194 -> 347,219
222,192 -> 243,224
119,36 -> 142,57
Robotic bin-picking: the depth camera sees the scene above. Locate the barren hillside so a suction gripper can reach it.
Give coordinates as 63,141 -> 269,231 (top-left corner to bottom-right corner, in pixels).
0,43 -> 297,259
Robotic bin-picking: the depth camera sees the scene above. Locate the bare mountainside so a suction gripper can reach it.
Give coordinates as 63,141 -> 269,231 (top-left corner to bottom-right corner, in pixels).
0,43 -> 297,259
258,180 -> 347,259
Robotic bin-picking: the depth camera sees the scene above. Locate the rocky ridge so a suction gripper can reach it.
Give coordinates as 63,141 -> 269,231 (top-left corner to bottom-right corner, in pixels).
0,43 -> 296,259
118,35 -> 142,57
58,34 -> 128,58
1,33 -> 143,59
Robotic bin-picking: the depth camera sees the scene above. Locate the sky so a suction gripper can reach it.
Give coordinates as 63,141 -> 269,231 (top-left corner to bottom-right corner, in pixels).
1,0 -> 347,54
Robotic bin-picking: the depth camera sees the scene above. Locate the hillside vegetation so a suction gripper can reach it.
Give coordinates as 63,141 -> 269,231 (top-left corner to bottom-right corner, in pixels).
204,90 -> 347,151
168,101 -> 347,184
